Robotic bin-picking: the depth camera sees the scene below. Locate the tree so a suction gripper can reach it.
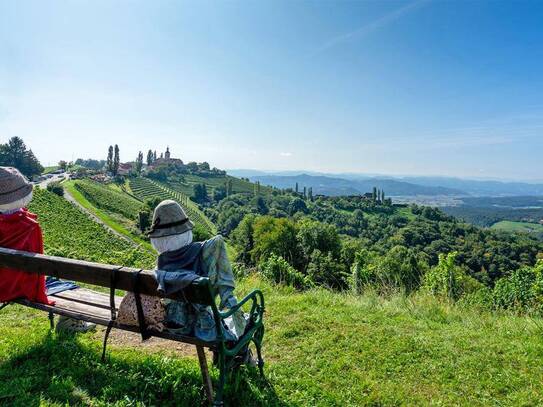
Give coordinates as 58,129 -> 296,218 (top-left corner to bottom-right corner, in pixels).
297,218 -> 342,268
113,144 -> 120,176
303,186 -> 307,199
0,137 -> 43,177
372,187 -> 377,202
46,181 -> 64,196
287,197 -> 307,215
226,179 -> 233,196
308,187 -> 313,201
251,216 -> 300,266
146,149 -> 154,166
107,145 -> 114,173
193,183 -> 208,204
153,150 -> 157,161
135,151 -> 144,175
231,214 -> 257,265
254,181 -> 261,196
58,160 -> 67,171
138,210 -> 151,233
295,182 -> 299,193
213,185 -> 226,202
75,158 -> 106,170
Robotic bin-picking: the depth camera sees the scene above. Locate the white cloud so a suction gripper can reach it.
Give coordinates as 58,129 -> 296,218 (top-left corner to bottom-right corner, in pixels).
313,0 -> 430,55
280,152 -> 293,157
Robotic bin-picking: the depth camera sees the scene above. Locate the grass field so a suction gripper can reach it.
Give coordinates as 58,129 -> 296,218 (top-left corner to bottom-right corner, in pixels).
1,275 -> 543,406
491,220 -> 543,236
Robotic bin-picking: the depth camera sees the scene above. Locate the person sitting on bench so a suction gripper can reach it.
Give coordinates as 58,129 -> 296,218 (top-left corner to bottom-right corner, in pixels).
118,200 -> 245,341
0,166 -> 51,305
0,166 -> 94,333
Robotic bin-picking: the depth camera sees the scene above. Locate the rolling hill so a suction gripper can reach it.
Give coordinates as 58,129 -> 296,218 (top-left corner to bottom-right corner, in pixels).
245,173 -> 464,197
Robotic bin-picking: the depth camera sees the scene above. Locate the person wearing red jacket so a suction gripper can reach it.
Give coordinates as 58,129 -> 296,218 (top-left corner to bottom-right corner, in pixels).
0,166 -> 95,333
0,166 -> 51,304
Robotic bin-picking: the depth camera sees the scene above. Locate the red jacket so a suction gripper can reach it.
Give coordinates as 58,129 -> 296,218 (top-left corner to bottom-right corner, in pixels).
0,209 -> 52,304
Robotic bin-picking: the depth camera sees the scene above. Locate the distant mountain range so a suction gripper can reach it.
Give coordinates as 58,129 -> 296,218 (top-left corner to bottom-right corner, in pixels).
228,170 -> 543,197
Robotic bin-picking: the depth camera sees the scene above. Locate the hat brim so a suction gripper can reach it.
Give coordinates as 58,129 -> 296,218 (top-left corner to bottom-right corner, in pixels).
148,219 -> 194,238
0,185 -> 33,211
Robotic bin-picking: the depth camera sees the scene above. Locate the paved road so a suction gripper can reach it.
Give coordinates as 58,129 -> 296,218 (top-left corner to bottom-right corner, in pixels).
37,172 -> 68,189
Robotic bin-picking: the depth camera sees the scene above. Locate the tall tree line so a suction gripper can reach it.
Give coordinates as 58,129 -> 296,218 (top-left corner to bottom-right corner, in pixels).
0,137 -> 43,177
106,144 -> 120,175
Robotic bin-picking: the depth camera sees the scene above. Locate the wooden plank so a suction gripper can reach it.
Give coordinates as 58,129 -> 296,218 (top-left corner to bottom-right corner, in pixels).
0,248 -> 214,304
52,288 -> 123,310
12,297 -> 218,349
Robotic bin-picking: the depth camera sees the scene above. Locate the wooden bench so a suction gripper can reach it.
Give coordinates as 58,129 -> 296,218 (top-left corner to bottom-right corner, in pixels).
0,247 -> 265,406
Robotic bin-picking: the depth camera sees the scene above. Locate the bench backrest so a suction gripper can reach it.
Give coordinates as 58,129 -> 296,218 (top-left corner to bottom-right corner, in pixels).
0,247 -> 215,306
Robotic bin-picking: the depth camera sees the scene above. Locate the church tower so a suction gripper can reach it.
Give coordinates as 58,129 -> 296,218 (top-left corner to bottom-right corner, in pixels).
165,146 -> 171,160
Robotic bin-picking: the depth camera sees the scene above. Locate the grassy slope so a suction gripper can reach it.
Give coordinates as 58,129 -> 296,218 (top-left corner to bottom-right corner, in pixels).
492,220 -> 543,234
1,276 -> 543,406
63,181 -> 154,251
29,188 -> 155,268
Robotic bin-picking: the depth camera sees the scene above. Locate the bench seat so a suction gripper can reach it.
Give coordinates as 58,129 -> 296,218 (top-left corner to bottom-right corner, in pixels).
14,287 -> 219,349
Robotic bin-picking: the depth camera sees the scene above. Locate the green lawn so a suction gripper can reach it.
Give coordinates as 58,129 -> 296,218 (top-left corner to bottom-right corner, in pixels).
491,220 -> 543,235
1,276 -> 543,406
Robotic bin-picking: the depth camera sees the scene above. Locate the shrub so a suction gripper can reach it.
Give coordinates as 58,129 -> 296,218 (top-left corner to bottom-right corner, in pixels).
46,182 -> 64,196
350,250 -> 375,294
259,254 -> 310,290
492,266 -> 537,312
193,223 -> 213,242
423,252 -> 481,301
307,249 -> 349,290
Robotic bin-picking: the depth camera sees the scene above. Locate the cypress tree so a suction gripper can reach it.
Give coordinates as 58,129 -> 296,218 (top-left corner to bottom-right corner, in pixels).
113,144 -> 120,176
135,151 -> 144,175
107,145 -> 114,173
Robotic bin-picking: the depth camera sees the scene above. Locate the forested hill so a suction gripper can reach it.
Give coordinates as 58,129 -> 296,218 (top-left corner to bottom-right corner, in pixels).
206,191 -> 543,293
245,174 -> 464,197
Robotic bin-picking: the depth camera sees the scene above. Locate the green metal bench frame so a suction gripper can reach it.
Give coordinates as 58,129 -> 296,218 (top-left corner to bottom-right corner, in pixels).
0,247 -> 265,406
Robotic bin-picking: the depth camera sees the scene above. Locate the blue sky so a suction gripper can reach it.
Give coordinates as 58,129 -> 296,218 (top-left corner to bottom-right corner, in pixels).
0,0 -> 542,180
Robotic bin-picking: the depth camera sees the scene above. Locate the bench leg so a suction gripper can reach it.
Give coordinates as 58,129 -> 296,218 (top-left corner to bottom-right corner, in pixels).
101,322 -> 114,362
254,326 -> 265,377
213,351 -> 226,407
48,311 -> 55,330
196,345 -> 214,406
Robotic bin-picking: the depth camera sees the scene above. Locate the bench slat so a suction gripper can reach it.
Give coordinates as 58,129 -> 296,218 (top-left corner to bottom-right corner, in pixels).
52,288 -> 123,311
13,289 -> 217,349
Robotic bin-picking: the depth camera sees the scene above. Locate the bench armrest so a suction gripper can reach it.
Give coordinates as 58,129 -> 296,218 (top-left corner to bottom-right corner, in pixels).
219,289 -> 264,319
